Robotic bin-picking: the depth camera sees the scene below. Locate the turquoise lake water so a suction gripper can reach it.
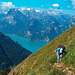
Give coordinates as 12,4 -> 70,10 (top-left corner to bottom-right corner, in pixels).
6,34 -> 49,53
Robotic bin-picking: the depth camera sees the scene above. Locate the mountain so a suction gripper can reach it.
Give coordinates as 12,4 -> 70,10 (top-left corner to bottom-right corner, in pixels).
0,8 -> 63,42
62,16 -> 75,31
0,32 -> 32,70
20,8 -> 72,24
30,15 -> 62,41
8,26 -> 75,75
19,8 -> 43,19
0,8 -> 73,42
52,13 -> 72,24
10,8 -> 73,25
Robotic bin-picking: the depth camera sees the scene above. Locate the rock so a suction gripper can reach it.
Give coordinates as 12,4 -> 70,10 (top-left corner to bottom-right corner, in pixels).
63,69 -> 66,73
65,68 -> 69,72
67,71 -> 73,75
69,66 -> 74,71
58,65 -> 63,68
54,63 -> 64,68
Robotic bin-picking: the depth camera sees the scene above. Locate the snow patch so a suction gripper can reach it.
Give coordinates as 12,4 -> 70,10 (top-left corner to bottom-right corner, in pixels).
27,31 -> 32,36
3,16 -> 16,25
35,10 -> 40,12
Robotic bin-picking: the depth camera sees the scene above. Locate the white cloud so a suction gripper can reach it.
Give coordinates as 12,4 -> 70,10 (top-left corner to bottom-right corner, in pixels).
1,2 -> 15,9
52,4 -> 59,7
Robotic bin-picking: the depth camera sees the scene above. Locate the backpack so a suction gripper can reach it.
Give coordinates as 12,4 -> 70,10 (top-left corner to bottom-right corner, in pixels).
58,45 -> 65,49
61,45 -> 65,50
58,45 -> 65,54
60,48 -> 63,53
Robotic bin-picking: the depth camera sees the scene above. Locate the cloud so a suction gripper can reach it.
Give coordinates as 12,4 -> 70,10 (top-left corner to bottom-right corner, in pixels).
0,2 -> 15,14
0,2 -> 15,9
52,4 -> 59,7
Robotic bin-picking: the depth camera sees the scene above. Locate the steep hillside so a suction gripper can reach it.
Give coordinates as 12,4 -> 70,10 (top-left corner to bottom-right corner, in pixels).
0,32 -> 32,70
8,26 -> 75,75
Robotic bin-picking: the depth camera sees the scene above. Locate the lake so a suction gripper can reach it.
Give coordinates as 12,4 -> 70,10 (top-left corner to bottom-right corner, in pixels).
6,34 -> 49,53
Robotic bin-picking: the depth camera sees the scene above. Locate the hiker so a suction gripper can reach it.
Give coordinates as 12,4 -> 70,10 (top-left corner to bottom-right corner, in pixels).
55,45 -> 66,63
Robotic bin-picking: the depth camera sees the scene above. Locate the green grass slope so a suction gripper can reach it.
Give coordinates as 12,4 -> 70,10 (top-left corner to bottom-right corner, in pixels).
8,26 -> 75,75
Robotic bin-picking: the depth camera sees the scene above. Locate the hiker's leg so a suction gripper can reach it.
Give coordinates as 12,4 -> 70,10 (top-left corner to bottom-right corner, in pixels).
60,57 -> 61,63
57,53 -> 60,63
60,54 -> 62,63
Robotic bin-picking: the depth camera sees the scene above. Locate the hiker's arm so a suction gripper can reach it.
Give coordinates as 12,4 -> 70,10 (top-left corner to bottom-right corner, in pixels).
54,50 -> 57,55
63,50 -> 66,55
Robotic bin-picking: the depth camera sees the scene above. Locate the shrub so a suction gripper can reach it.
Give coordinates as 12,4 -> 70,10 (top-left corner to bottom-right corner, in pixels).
4,67 -> 10,75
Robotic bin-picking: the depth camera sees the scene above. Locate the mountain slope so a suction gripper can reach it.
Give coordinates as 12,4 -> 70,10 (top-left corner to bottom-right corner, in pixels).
62,16 -> 75,32
0,32 -> 32,70
0,44 -> 13,70
52,13 -> 72,24
8,26 -> 75,75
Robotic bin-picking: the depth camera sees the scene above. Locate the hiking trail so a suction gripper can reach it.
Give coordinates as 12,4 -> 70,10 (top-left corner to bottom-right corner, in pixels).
54,62 -> 74,75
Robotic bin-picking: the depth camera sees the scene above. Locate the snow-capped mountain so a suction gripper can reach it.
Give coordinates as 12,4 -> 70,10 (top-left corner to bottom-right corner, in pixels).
0,8 -> 73,41
18,7 -> 72,24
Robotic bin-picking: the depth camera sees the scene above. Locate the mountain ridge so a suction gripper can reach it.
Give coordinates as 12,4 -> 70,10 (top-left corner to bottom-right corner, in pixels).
0,32 -> 32,70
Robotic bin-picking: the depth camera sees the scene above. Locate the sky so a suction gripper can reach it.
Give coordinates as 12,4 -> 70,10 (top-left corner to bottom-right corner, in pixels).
0,0 -> 75,15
